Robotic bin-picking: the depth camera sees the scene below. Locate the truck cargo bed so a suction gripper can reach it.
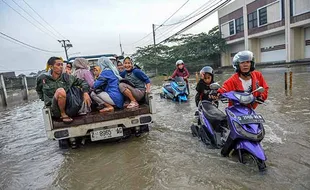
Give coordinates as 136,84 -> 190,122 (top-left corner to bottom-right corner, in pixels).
52,104 -> 151,129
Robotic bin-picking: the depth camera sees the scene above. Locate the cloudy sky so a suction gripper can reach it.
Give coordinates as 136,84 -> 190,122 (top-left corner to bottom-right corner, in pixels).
0,0 -> 220,75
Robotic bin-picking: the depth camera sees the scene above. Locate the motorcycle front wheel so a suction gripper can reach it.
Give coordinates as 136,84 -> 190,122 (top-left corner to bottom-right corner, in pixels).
238,149 -> 266,172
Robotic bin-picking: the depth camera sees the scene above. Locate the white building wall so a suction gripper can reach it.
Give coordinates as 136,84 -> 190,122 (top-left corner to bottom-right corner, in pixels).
267,1 -> 281,23
305,27 -> 310,58
229,43 -> 245,62
260,33 -> 286,62
293,0 -> 310,15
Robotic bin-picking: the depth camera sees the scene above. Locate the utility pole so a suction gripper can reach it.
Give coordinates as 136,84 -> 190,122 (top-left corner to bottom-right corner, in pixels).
152,24 -> 158,75
58,40 -> 73,61
119,34 -> 124,56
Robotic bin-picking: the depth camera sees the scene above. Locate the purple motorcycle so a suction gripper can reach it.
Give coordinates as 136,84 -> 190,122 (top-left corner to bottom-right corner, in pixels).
191,99 -> 229,149
211,83 -> 267,171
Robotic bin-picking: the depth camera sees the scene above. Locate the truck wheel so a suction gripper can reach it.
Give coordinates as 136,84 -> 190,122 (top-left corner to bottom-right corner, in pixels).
58,139 -> 69,149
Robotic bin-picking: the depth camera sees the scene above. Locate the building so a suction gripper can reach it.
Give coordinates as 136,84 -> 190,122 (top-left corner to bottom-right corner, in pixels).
0,72 -> 16,78
218,0 -> 310,66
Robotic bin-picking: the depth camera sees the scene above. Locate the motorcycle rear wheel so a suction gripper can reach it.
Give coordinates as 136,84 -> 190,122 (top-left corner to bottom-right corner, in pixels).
199,127 -> 211,145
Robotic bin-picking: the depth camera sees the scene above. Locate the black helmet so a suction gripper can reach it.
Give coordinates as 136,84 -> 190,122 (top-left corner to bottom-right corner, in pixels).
232,50 -> 255,73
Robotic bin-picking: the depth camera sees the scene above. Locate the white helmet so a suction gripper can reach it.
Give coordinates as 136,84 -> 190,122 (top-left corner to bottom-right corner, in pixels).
176,60 -> 184,66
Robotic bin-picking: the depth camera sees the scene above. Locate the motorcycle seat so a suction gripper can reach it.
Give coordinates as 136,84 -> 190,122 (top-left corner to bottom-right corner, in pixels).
201,101 -> 227,127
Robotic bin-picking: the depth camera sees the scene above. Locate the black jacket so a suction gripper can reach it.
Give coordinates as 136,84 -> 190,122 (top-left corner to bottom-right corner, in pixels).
195,79 -> 214,106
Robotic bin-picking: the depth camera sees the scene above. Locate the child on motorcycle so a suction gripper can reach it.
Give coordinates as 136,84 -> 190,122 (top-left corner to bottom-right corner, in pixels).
169,60 -> 190,94
195,66 -> 217,107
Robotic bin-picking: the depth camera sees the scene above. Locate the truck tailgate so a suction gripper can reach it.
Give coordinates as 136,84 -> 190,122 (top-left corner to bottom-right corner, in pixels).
52,104 -> 151,129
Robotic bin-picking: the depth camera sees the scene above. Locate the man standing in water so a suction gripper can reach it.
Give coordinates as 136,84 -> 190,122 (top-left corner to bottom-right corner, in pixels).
36,57 -> 91,123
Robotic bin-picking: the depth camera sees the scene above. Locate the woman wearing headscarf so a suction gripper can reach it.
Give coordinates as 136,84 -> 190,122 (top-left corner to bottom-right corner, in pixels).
119,57 -> 150,108
93,66 -> 101,80
73,58 -> 94,88
91,57 -> 124,112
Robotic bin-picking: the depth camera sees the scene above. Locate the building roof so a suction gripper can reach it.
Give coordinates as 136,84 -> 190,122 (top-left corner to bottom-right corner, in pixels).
67,54 -> 120,62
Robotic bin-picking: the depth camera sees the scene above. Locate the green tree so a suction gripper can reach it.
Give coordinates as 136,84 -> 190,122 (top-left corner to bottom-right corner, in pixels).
132,26 -> 227,75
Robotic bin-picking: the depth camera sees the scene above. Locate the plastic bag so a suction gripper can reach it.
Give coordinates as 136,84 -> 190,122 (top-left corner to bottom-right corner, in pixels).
65,86 -> 83,117
78,101 -> 91,115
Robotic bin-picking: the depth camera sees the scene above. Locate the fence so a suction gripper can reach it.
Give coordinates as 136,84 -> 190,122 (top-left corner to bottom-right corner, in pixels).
0,75 -> 37,107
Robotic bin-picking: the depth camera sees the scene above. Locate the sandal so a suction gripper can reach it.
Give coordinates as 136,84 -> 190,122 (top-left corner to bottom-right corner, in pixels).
99,107 -> 114,113
127,101 -> 139,109
60,116 -> 73,124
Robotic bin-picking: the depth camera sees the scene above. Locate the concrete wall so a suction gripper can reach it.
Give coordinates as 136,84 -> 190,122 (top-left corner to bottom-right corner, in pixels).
249,38 -> 261,62
260,33 -> 285,47
305,27 -> 310,58
267,1 -> 281,23
0,76 -> 37,107
293,0 -> 310,16
260,33 -> 286,62
218,1 -> 245,18
290,27 -> 305,60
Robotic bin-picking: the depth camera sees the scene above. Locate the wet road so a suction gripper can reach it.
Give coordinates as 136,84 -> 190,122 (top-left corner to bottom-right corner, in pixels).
1,65 -> 310,190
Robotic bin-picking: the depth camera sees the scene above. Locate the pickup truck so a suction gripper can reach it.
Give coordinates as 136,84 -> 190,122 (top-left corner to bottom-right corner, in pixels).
42,54 -> 155,148
42,93 -> 156,148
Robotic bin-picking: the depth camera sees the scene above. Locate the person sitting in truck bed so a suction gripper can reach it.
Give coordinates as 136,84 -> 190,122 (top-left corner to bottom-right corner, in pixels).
36,56 -> 91,123
119,57 -> 151,109
73,58 -> 94,88
91,57 -> 124,113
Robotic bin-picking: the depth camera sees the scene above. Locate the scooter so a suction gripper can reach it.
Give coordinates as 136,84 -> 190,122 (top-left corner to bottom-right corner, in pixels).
160,77 -> 188,102
211,83 -> 267,171
191,99 -> 229,148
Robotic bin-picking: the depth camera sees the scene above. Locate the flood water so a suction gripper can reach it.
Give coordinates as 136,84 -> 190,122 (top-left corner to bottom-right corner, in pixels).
1,65 -> 310,190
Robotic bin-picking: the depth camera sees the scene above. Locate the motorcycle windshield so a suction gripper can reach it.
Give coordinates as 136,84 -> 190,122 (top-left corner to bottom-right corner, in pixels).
174,77 -> 186,86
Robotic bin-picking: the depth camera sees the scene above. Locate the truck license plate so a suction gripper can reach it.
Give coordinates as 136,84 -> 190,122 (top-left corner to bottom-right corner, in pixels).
90,127 -> 123,141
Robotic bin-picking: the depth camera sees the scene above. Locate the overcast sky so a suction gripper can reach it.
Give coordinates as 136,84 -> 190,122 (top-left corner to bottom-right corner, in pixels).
0,0 -> 219,75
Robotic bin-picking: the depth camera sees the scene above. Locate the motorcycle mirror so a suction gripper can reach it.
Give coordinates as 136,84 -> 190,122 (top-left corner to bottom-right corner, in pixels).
210,83 -> 221,90
252,87 -> 264,93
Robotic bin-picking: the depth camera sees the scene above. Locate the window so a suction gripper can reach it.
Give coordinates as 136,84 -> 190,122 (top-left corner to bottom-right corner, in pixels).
235,17 -> 244,33
248,11 -> 257,29
229,21 -> 235,35
259,7 -> 267,25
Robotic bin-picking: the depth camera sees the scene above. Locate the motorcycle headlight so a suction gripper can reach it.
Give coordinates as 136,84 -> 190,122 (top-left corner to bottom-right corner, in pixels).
234,93 -> 255,104
233,121 -> 264,141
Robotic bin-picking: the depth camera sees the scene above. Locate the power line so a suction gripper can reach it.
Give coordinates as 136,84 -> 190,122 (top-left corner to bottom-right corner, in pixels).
22,0 -> 67,39
160,0 -> 218,27
124,0 -> 189,47
155,0 -> 218,42
156,0 -> 189,28
0,31 -> 63,53
138,0 -> 217,47
159,0 -> 230,44
1,0 -> 58,40
10,0 -> 60,39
